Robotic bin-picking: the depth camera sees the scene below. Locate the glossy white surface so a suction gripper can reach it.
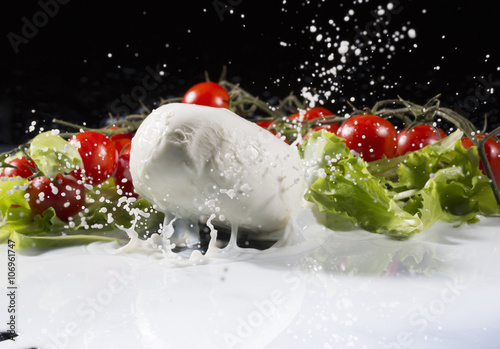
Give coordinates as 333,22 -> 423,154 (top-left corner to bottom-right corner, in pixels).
1,210 -> 499,349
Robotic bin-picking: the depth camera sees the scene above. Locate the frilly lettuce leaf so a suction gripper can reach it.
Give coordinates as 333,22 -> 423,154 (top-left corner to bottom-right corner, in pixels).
0,174 -> 164,250
395,140 -> 498,225
0,177 -> 32,244
0,177 -> 30,213
9,231 -> 118,250
301,131 -> 423,239
27,131 -> 83,178
300,130 -> 499,239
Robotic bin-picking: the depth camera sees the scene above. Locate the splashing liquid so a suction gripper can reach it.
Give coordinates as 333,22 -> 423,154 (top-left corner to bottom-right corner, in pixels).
107,204 -> 321,267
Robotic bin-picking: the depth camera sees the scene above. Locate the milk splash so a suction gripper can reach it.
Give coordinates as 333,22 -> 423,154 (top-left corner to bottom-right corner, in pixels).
109,203 -> 319,266
288,1 -> 419,108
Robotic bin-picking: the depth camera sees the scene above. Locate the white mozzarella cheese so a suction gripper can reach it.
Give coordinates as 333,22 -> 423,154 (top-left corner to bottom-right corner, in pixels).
130,103 -> 304,234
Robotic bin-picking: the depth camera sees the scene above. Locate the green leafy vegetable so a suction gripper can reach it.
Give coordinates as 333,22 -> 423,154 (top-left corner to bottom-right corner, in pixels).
300,130 -> 500,239
301,131 -> 422,238
0,177 -> 32,243
0,136 -> 164,250
28,131 -> 83,177
398,141 -> 499,225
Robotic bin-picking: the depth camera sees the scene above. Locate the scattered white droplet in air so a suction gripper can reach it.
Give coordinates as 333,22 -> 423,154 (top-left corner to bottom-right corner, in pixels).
338,41 -> 349,55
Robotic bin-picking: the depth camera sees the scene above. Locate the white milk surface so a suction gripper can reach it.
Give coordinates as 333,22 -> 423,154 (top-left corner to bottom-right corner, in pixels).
1,209 -> 499,349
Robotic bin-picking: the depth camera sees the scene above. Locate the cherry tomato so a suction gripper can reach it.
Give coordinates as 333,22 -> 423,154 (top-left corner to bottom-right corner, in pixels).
289,107 -> 339,139
256,120 -> 274,128
70,131 -> 118,185
113,142 -> 137,197
396,125 -> 447,156
288,107 -> 333,121
310,123 -> 340,134
106,126 -> 134,142
256,120 -> 278,136
461,134 -> 500,185
182,82 -> 229,109
337,114 -> 397,161
301,124 -> 340,142
1,156 -> 36,178
255,120 -> 291,144
113,138 -> 133,154
27,174 -> 85,221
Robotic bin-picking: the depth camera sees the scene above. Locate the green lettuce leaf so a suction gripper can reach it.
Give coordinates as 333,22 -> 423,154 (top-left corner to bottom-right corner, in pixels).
301,131 -> 423,239
27,131 -> 83,177
9,231 -> 118,250
0,174 -> 164,250
0,177 -> 30,214
397,140 -> 498,225
0,177 -> 33,244
300,130 -> 499,239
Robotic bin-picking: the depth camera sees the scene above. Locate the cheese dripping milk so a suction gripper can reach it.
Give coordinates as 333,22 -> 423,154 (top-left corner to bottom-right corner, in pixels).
130,103 -> 305,254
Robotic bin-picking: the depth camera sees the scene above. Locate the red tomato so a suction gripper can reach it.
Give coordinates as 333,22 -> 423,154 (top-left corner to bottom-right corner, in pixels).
310,123 -> 340,134
396,125 -> 447,156
337,114 -> 397,161
113,138 -> 132,154
107,126 -> 134,142
1,156 -> 36,178
70,131 -> 118,185
255,120 -> 290,144
114,142 -> 137,197
461,134 -> 500,185
27,174 -> 85,221
182,82 -> 229,109
257,120 -> 277,135
288,107 -> 333,121
302,124 -> 340,141
256,120 -> 274,128
289,107 -> 339,139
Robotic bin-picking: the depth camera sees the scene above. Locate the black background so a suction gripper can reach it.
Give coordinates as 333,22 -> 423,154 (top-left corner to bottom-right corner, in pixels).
1,0 -> 500,146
